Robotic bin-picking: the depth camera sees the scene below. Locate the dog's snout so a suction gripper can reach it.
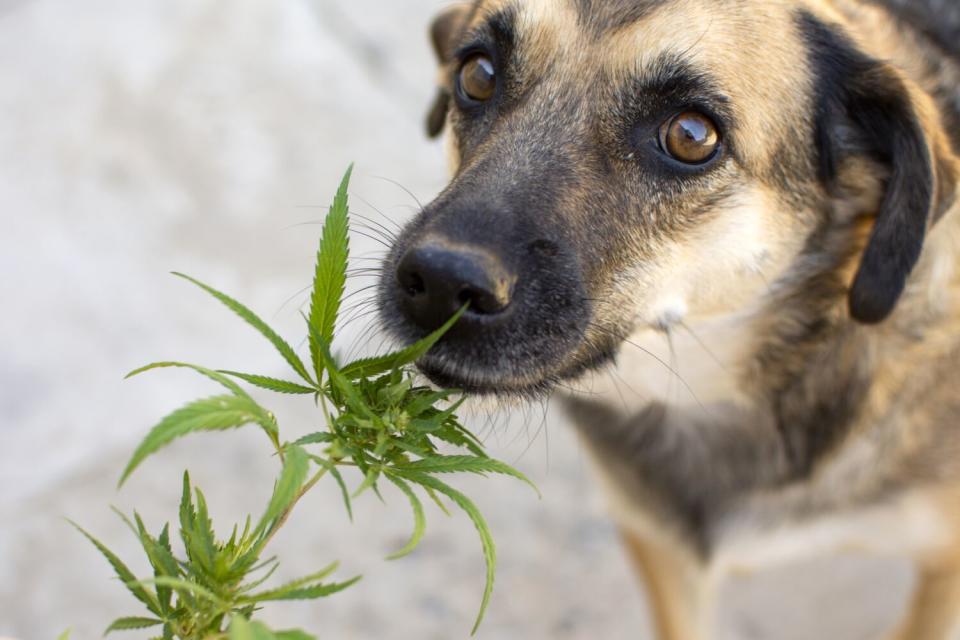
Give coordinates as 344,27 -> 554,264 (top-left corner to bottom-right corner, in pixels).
396,241 -> 515,331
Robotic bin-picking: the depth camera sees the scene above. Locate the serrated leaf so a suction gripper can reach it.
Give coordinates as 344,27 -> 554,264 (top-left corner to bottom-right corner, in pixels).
256,445 -> 309,536
408,398 -> 466,433
293,432 -> 335,446
392,456 -> 540,497
340,306 -> 466,380
308,165 -> 353,382
123,362 -> 280,448
105,617 -> 163,635
124,512 -> 180,615
404,390 -> 456,418
125,362 -> 249,398
183,488 -> 216,575
139,577 -> 227,608
120,395 -> 269,485
306,319 -> 376,420
246,576 -> 361,602
240,562 -> 342,603
432,422 -> 487,458
69,521 -> 161,616
173,272 -> 315,386
229,616 -> 276,640
218,371 -> 317,395
390,471 -> 495,635
239,560 -> 279,594
153,524 -> 177,612
384,475 -> 426,560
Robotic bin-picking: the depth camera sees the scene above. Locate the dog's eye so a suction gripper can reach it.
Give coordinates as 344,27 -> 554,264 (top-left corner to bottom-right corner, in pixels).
458,54 -> 497,102
659,112 -> 720,164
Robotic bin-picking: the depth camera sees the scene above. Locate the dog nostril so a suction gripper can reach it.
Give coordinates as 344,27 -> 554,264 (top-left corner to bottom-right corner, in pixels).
394,242 -> 515,331
405,272 -> 425,297
458,284 -> 508,315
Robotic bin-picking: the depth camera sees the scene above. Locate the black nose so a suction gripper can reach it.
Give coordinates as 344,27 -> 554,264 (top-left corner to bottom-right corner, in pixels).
396,241 -> 515,331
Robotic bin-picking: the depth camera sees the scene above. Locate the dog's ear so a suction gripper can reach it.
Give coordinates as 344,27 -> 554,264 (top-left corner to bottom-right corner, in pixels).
426,4 -> 471,138
801,12 -> 957,324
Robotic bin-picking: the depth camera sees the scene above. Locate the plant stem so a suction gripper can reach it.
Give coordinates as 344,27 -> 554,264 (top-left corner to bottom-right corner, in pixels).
258,464 -> 331,550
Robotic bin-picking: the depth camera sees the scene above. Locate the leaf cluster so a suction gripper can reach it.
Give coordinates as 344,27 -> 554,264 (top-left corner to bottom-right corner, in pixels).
77,166 -> 537,639
72,471 -> 354,640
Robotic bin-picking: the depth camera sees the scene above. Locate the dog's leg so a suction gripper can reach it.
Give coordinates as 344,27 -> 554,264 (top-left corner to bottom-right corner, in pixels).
891,493 -> 960,640
891,549 -> 960,640
622,531 -> 710,640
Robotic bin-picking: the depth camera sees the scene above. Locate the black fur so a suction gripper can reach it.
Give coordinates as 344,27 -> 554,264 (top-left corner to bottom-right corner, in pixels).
572,0 -> 667,37
799,10 -> 936,324
867,0 -> 960,60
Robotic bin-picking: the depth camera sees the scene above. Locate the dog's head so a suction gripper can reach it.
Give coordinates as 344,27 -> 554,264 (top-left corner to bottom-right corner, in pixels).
379,0 -> 957,396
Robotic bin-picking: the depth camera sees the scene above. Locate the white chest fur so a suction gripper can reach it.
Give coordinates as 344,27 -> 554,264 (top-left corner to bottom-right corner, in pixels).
578,309 -> 757,416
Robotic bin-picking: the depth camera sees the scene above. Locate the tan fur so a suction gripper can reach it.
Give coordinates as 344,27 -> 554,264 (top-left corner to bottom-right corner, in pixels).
420,0 -> 960,636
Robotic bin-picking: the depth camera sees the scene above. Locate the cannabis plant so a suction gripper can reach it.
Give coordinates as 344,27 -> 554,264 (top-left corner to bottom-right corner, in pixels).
75,166 -> 537,639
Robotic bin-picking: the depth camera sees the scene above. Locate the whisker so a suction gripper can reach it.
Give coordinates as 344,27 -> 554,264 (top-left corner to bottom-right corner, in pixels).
587,321 -> 706,411
351,197 -> 404,232
678,320 -> 730,374
369,174 -> 425,210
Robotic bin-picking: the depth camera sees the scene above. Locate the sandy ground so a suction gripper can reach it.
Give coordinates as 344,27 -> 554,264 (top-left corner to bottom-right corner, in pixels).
1,1 -> 916,638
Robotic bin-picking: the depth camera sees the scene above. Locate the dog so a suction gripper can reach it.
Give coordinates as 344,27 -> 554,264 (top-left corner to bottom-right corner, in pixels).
377,0 -> 960,637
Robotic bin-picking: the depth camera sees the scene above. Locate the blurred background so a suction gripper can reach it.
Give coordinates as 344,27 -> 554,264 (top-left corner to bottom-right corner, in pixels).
0,1 -> 916,638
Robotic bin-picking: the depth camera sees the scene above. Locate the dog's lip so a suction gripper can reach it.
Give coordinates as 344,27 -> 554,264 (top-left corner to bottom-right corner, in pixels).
416,357 -> 555,397
415,344 -> 617,397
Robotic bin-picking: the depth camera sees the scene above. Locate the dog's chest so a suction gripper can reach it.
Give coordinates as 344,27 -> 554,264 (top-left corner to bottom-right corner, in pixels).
584,313 -> 756,415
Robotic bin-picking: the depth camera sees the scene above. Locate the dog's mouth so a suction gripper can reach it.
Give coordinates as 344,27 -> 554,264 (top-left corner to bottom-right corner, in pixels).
410,336 -> 618,398
416,355 -> 558,397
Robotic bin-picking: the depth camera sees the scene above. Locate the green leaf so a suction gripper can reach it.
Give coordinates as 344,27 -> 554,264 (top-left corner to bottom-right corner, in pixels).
181,487 -> 217,575
352,466 -> 381,499
392,456 -> 540,497
255,445 -> 309,536
69,521 -> 161,616
293,432 -> 335,446
391,471 -> 496,635
239,559 -> 280,594
384,475 -> 426,560
340,306 -> 466,380
308,165 -> 353,382
152,524 -> 177,613
122,512 -> 180,615
432,422 -> 487,458
246,576 -> 361,602
408,398 -> 466,433
123,362 -> 280,448
105,617 -> 163,635
218,371 -> 317,395
173,272 -> 315,386
57,630 -> 71,640
274,631 -> 317,640
312,457 -> 353,522
404,390 -> 457,418
126,362 -> 249,398
229,616 -> 276,640
120,395 -> 269,485
306,320 -> 376,421
240,562 -> 342,602
139,577 -> 227,608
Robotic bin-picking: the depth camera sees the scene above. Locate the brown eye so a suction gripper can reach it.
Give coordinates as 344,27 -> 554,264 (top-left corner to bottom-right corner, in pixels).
459,54 -> 497,102
659,112 -> 720,164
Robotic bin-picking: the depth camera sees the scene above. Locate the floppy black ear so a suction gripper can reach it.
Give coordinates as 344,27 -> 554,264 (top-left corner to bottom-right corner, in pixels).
800,11 -> 954,324
426,4 -> 471,138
